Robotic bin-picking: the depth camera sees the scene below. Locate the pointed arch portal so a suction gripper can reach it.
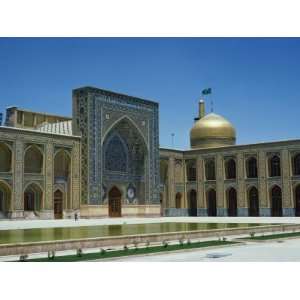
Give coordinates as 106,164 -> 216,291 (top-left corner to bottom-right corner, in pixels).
295,185 -> 300,217
248,187 -> 259,216
227,188 -> 237,216
207,189 -> 217,216
24,183 -> 43,211
0,181 -> 11,215
103,116 -> 148,207
109,186 -> 122,217
54,190 -> 63,219
188,189 -> 197,216
271,186 -> 282,217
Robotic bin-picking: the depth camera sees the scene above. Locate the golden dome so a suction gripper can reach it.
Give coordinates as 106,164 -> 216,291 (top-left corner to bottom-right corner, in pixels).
190,112 -> 236,149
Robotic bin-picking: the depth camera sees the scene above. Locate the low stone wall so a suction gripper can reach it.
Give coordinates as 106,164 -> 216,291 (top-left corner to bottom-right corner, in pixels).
80,204 -> 161,218
1,223 -> 300,257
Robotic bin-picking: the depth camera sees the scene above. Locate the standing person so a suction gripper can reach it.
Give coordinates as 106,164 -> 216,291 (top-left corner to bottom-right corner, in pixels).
74,212 -> 78,221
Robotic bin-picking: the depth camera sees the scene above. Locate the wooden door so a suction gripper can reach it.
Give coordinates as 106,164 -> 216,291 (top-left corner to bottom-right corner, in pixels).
54,190 -> 63,219
249,188 -> 259,216
271,186 -> 282,217
189,190 -> 197,216
227,188 -> 237,216
109,187 -> 122,217
295,186 -> 300,216
249,198 -> 259,216
0,190 -> 3,212
24,192 -> 35,211
207,190 -> 217,216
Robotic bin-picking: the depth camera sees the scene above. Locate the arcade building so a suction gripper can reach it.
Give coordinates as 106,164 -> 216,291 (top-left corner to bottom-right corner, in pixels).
0,86 -> 300,219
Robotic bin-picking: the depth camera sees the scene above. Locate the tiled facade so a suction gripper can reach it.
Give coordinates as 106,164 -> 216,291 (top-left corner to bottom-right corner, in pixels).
1,86 -> 300,219
160,141 -> 300,217
0,87 -> 160,219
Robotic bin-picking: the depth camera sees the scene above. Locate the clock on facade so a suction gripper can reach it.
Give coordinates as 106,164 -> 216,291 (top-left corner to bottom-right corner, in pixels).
126,184 -> 136,202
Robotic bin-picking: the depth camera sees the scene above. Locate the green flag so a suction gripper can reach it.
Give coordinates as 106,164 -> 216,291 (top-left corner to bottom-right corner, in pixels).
202,88 -> 212,95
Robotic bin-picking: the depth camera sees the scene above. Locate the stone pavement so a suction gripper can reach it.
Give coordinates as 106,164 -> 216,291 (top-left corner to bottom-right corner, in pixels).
1,216 -> 300,230
104,237 -> 300,262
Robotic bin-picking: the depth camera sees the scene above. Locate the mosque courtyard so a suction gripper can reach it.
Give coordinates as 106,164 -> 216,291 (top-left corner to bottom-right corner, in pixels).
104,233 -> 300,262
0,217 -> 300,261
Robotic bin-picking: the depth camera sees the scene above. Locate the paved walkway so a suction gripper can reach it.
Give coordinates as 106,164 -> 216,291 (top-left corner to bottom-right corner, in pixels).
1,216 -> 300,230
105,237 -> 300,262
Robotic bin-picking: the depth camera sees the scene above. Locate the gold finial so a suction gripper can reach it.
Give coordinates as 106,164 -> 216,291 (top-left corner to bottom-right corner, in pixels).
199,99 -> 205,119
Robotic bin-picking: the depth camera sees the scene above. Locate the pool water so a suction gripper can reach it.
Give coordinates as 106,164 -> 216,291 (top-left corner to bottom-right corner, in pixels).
0,222 -> 266,245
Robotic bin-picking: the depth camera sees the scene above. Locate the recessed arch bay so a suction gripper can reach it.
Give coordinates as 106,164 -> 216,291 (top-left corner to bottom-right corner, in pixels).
102,116 -> 148,205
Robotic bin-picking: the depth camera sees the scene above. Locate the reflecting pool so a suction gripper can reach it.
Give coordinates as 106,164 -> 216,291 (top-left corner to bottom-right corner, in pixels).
0,222 -> 267,245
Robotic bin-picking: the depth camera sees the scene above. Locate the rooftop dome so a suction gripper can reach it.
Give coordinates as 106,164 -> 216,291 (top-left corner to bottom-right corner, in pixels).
190,101 -> 236,149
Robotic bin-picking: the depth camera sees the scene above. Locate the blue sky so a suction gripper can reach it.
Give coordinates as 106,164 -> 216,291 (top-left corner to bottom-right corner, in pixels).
0,38 -> 300,149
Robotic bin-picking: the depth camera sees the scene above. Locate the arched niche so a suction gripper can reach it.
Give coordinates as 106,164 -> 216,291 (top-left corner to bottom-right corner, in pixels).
270,185 -> 282,217
188,189 -> 197,216
248,186 -> 259,216
103,118 -> 147,175
205,160 -> 216,181
207,189 -> 217,216
227,187 -> 237,216
54,150 -> 71,180
0,142 -> 12,173
24,145 -> 43,174
246,157 -> 258,178
103,117 -> 148,205
0,180 -> 12,214
175,192 -> 182,209
225,159 -> 236,179
269,155 -> 281,177
24,183 -> 43,211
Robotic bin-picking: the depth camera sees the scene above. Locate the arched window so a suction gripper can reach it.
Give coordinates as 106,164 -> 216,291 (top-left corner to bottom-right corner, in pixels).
225,159 -> 236,179
54,150 -> 70,181
269,155 -> 281,177
248,187 -> 259,216
24,146 -> 43,174
227,187 -> 237,216
271,185 -> 282,217
175,192 -> 182,209
205,160 -> 216,180
247,157 -> 257,178
187,162 -> 196,181
103,118 -> 147,180
293,154 -> 300,176
207,189 -> 217,216
105,135 -> 128,172
0,143 -> 12,172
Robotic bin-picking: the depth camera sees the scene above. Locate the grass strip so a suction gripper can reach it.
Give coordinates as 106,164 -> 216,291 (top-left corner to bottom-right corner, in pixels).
240,231 -> 300,241
24,240 -> 238,262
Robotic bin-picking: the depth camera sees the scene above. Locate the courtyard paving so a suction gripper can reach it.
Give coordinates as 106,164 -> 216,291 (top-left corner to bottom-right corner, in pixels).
1,216 -> 300,230
103,237 -> 300,262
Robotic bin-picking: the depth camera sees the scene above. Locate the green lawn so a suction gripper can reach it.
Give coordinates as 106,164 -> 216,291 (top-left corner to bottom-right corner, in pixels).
240,231 -> 300,241
24,240 -> 238,262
